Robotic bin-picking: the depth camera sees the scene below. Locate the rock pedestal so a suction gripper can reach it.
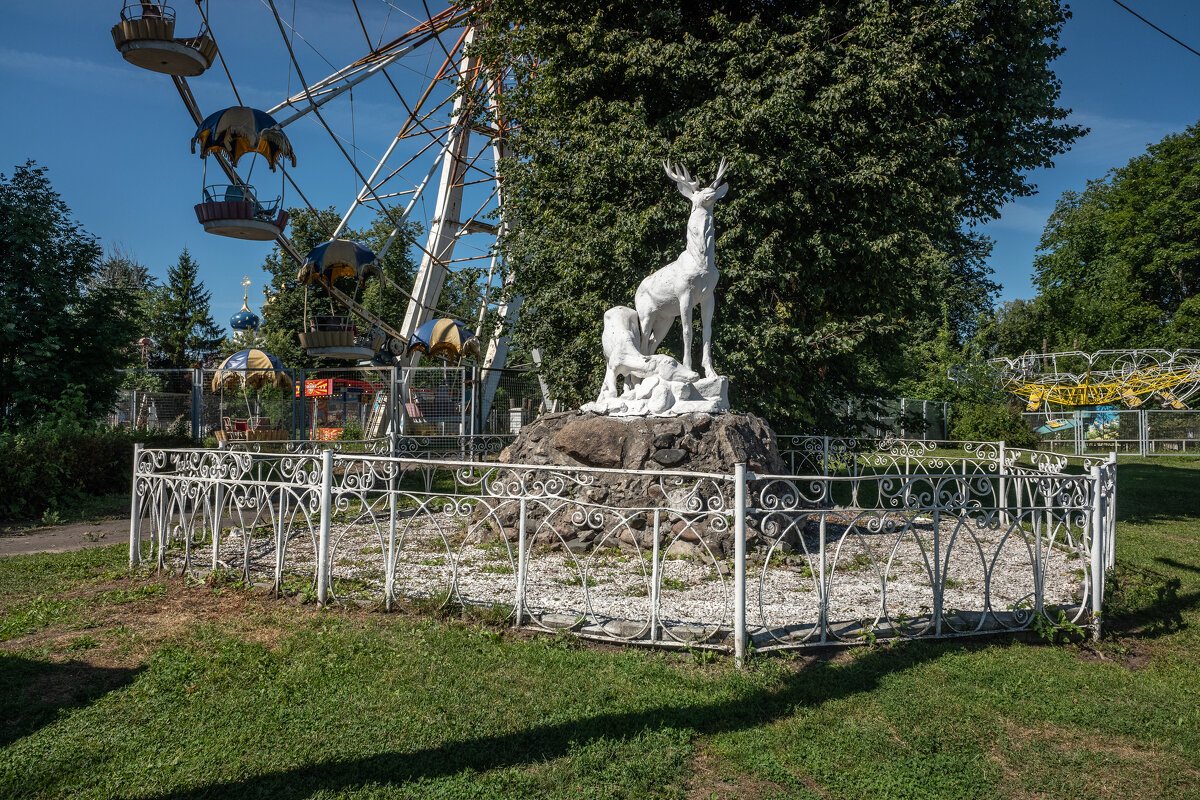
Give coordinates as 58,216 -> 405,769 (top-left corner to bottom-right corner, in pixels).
502,410 -> 782,473
484,410 -> 784,556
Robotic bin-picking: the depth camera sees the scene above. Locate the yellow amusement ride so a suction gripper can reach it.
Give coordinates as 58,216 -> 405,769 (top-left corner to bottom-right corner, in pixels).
992,350 -> 1200,412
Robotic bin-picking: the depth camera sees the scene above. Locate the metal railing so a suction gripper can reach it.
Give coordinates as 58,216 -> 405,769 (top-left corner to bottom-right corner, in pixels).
217,432 -> 516,461
130,438 -> 1117,664
200,185 -> 282,219
119,2 -> 176,22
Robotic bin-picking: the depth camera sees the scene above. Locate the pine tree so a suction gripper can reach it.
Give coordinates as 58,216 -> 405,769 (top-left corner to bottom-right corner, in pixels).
145,249 -> 224,369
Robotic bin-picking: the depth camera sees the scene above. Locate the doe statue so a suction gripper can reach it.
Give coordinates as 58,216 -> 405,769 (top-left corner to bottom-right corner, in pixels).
582,159 -> 731,417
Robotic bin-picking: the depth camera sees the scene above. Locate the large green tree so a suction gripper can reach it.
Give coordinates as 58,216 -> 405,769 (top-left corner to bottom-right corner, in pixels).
1005,123 -> 1200,354
145,249 -> 224,369
0,162 -> 140,426
473,0 -> 1081,428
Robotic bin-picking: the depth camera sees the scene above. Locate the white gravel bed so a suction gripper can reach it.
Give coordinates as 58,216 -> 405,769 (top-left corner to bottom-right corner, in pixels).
160,507 -> 1085,643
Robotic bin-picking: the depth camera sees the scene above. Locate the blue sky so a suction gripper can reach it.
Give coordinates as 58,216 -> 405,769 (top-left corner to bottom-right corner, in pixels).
1,1 -> 1198,333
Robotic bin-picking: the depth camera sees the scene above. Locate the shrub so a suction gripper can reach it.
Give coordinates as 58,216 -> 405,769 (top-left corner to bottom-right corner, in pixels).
0,388 -> 192,521
949,401 -> 1036,448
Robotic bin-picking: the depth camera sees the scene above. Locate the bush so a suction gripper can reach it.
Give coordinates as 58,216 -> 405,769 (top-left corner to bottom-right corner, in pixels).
0,388 -> 192,521
949,401 -> 1036,448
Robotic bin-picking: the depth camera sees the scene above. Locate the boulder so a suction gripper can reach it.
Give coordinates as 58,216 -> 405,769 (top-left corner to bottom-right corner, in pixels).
479,410 -> 785,556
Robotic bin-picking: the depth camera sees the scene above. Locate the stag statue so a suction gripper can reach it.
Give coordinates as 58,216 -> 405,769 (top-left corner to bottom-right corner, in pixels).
634,159 -> 729,378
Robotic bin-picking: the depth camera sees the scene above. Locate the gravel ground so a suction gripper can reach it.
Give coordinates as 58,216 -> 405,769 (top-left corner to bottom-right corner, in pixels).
159,503 -> 1085,646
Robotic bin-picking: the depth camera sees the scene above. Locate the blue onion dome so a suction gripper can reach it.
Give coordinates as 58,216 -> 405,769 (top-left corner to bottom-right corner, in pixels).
230,294 -> 261,333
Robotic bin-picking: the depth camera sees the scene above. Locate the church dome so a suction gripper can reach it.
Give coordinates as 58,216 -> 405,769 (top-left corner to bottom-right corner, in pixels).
230,279 -> 261,332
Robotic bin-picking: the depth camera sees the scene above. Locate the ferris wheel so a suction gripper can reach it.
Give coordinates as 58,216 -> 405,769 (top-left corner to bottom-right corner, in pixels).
110,0 -> 538,422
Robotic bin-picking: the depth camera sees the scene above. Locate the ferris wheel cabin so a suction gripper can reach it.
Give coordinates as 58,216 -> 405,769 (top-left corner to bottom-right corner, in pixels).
298,317 -> 381,361
111,3 -> 216,77
195,184 -> 289,240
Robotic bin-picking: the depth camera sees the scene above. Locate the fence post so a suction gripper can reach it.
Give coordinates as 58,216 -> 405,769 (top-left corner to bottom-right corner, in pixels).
212,479 -> 224,575
514,497 -> 528,627
292,368 -> 302,440
389,367 -> 400,441
399,367 -> 409,435
317,449 -> 333,608
129,443 -> 144,568
1090,463 -> 1105,640
191,368 -> 203,440
734,462 -> 748,668
1108,452 -> 1118,570
385,428 -> 399,611
998,442 -> 1008,525
650,509 -> 661,641
816,513 -> 825,642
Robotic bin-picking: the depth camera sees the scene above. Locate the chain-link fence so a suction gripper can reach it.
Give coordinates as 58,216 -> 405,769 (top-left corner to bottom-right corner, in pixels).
1022,408 -> 1200,455
104,370 -> 195,433
203,368 -> 296,442
105,365 -> 553,443
479,366 -> 547,434
298,366 -> 393,441
844,397 -> 950,440
1145,410 -> 1200,454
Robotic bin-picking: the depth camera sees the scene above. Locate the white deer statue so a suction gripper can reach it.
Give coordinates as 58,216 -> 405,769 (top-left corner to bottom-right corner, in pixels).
635,158 -> 729,378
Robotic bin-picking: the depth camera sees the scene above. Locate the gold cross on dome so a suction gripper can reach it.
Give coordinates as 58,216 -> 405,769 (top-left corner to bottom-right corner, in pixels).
241,276 -> 252,289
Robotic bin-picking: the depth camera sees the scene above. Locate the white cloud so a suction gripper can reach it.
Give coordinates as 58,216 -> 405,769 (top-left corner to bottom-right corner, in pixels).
1062,111 -> 1191,168
0,46 -> 157,91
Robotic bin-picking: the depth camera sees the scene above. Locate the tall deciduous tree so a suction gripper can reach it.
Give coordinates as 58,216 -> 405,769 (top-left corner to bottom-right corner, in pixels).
145,249 -> 224,369
1015,123 -> 1200,353
474,0 -> 1081,428
0,161 -> 140,426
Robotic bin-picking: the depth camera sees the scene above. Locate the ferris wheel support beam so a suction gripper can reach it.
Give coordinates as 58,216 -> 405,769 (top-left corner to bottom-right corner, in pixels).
399,25 -> 484,348
477,136 -> 518,424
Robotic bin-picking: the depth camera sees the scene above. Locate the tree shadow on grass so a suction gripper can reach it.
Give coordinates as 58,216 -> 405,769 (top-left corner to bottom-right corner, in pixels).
1104,564 -> 1198,640
1115,463 -> 1200,525
0,654 -> 143,747
124,639 -> 957,800
1155,556 -> 1200,575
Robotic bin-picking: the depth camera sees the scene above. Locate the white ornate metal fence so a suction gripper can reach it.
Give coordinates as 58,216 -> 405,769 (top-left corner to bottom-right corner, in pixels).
129,437 -> 1116,664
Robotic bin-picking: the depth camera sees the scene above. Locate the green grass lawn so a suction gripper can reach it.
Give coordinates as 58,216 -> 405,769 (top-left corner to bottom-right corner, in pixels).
2,458 -> 1199,799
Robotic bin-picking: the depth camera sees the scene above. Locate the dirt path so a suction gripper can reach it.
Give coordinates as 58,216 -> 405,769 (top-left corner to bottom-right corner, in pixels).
0,519 -> 133,557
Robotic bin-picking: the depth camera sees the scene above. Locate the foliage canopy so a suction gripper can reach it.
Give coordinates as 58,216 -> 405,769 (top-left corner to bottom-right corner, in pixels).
474,0 -> 1081,428
0,162 -> 139,427
982,122 -> 1200,356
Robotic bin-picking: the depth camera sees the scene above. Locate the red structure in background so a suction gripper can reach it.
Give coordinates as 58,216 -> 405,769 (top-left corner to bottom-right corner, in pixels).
296,378 -> 380,439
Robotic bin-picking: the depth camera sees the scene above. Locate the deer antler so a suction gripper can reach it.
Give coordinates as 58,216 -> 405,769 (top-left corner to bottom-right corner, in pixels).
663,161 -> 700,195
708,157 -> 729,188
